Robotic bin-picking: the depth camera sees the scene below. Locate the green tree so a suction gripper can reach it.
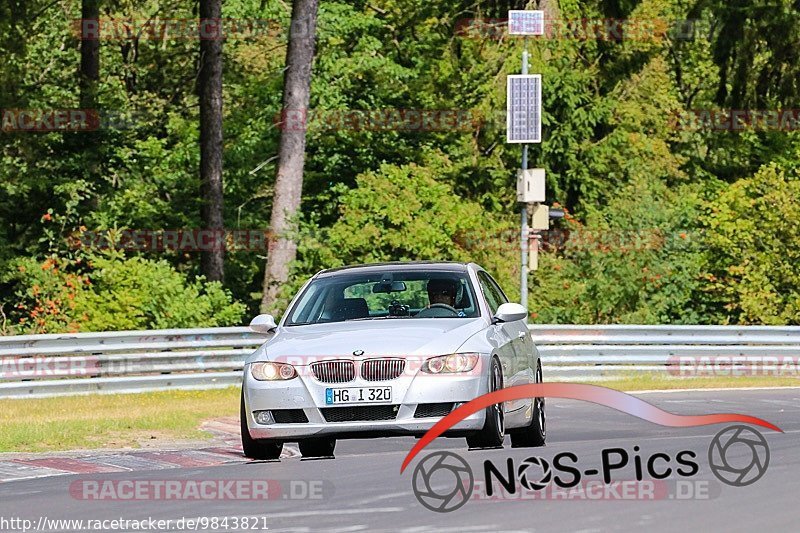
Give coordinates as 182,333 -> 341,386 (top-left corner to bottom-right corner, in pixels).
702,160 -> 800,324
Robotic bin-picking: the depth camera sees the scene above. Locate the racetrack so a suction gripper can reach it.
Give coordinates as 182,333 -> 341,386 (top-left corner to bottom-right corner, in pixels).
1,388 -> 798,532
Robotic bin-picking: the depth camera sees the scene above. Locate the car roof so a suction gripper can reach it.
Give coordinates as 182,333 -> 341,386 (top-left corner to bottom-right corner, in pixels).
316,261 -> 473,278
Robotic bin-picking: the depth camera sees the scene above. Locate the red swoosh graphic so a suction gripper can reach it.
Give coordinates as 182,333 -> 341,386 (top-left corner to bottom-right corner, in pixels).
400,383 -> 783,473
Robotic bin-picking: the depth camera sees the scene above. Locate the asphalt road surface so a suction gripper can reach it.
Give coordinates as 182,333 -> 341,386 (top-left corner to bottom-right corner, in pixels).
1,388 -> 798,532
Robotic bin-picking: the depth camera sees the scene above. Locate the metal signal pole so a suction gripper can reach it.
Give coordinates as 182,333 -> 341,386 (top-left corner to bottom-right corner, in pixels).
507,10 -> 544,312
520,41 -> 530,310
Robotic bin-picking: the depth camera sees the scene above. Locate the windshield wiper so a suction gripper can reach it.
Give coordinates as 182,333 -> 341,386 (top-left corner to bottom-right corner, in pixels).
345,316 -> 415,322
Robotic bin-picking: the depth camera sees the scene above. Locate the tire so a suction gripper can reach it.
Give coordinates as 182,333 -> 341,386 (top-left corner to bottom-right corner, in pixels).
466,357 -> 505,449
510,360 -> 546,448
240,391 -> 284,460
298,438 -> 337,458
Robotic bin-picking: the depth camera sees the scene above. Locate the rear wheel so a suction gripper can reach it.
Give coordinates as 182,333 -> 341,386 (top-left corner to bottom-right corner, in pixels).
466,357 -> 505,449
298,438 -> 336,458
240,392 -> 284,460
510,360 -> 546,448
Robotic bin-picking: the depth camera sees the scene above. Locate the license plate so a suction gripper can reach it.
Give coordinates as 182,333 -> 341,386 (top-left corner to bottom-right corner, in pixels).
325,387 -> 392,405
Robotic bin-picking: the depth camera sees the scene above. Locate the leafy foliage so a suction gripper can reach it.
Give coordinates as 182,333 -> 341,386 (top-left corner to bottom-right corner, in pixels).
1,252 -> 245,334
530,178 -> 706,324
701,160 -> 800,324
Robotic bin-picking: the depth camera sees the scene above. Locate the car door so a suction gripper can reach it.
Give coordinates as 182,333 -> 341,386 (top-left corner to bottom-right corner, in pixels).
478,271 -> 533,421
477,271 -> 524,414
485,273 -> 533,379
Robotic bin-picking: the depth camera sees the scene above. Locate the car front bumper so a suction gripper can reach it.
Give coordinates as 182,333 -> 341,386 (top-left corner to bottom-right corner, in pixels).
243,363 -> 488,440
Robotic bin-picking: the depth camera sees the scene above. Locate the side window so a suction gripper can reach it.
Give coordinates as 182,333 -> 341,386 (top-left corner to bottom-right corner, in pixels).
485,273 -> 509,306
478,271 -> 502,314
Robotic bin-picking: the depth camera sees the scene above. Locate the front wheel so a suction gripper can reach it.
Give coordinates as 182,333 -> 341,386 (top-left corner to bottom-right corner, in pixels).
466,357 -> 505,449
240,391 -> 284,460
510,360 -> 546,448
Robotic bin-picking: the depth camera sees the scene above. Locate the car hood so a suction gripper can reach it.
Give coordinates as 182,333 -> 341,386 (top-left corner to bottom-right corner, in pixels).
248,318 -> 487,363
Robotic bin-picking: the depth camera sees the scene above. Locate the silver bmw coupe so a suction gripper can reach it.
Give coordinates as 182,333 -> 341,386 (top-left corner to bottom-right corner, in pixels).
241,261 -> 546,459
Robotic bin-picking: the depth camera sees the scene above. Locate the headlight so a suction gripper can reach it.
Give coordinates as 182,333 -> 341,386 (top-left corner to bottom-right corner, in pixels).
250,362 -> 297,381
422,353 -> 480,374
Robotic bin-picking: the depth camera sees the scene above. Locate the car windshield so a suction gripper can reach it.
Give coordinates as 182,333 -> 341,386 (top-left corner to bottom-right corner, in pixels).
285,269 -> 481,325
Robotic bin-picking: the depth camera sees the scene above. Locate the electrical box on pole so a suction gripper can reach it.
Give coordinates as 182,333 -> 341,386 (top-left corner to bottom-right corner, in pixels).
530,204 -> 550,231
516,168 -> 546,203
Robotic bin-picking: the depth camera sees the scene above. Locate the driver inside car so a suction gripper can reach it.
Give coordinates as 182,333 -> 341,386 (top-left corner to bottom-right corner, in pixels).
426,278 -> 458,308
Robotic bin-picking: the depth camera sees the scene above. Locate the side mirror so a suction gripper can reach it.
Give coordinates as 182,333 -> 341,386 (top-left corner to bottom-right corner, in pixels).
250,314 -> 278,334
493,303 -> 528,323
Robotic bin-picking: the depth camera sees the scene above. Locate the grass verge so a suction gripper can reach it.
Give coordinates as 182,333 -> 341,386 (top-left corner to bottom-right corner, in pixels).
0,387 -> 240,453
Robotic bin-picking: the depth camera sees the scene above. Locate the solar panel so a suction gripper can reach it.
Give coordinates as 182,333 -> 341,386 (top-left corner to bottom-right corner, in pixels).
506,74 -> 541,143
508,10 -> 544,36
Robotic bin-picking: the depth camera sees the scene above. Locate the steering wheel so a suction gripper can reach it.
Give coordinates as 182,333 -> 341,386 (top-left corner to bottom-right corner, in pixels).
416,303 -> 459,318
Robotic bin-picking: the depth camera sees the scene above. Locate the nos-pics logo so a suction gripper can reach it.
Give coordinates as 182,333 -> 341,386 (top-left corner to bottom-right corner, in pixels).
411,425 -> 770,513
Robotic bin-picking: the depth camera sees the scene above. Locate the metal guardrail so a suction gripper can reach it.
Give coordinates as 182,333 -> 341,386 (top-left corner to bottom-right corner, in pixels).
0,325 -> 798,398
532,325 -> 800,380
0,328 -> 260,398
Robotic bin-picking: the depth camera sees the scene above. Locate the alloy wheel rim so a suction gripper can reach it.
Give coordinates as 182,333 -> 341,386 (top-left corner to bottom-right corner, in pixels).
493,363 -> 504,436
536,364 -> 546,437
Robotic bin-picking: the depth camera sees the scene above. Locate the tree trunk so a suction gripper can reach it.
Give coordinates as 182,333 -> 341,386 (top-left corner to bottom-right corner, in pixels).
199,0 -> 225,282
260,0 -> 319,314
79,0 -> 101,203
80,0 -> 100,110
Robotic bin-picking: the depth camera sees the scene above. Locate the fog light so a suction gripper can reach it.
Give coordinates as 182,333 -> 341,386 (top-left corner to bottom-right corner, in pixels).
254,410 -> 275,425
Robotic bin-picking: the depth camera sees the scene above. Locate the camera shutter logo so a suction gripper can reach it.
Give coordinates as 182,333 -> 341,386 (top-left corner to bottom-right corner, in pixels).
517,456 -> 552,491
411,451 -> 473,513
708,425 -> 770,487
